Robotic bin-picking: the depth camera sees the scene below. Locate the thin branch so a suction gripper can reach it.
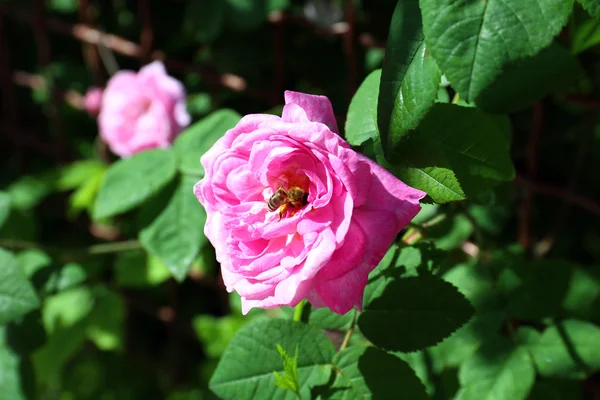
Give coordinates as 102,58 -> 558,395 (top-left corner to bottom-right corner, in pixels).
518,102 -> 543,251
515,174 -> 600,217
339,309 -> 358,351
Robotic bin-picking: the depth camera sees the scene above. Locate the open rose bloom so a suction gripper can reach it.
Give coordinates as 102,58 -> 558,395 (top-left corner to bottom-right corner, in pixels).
194,91 -> 426,315
95,61 -> 190,158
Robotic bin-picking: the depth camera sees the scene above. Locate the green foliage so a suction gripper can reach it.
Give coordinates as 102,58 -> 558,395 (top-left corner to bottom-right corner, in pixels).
329,346 -> 428,399
273,344 -> 301,397
456,338 -> 536,400
360,276 -> 474,352
209,319 -> 334,400
377,0 -> 441,153
345,69 -> 380,146
94,149 -> 177,219
420,0 -> 574,101
523,320 -> 600,379
140,175 -> 207,281
393,104 -> 514,200
174,109 -> 242,177
2,1 -> 600,398
0,249 -> 40,325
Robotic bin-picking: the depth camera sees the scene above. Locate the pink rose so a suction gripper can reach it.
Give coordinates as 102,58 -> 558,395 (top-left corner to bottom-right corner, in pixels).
194,91 -> 426,315
84,86 -> 103,116
97,61 -> 191,158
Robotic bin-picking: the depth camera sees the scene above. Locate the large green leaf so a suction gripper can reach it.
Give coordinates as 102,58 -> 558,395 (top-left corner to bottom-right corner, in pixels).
174,109 -> 241,177
359,276 -> 474,352
93,149 -> 177,220
378,0 -> 440,153
420,0 -> 574,101
0,249 -> 40,325
139,175 -> 207,281
209,319 -> 334,400
475,43 -> 580,113
328,346 -> 428,400
525,320 -> 600,379
392,103 -> 514,200
345,69 -> 381,146
456,338 -> 535,400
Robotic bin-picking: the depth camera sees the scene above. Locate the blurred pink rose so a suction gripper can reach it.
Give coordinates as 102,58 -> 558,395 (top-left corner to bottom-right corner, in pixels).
194,91 -> 426,315
84,86 -> 103,116
97,61 -> 191,157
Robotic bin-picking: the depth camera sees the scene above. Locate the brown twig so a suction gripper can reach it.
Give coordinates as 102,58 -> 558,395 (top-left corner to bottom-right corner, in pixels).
518,102 -> 543,251
515,174 -> 600,217
536,118 -> 594,256
13,70 -> 85,109
1,5 -> 255,94
78,0 -> 103,84
32,0 -> 68,161
138,0 -> 153,62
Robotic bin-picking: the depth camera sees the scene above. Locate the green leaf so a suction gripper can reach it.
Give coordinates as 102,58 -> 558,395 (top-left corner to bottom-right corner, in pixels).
174,109 -> 241,177
364,243 -> 449,306
432,311 -> 505,368
378,0 -> 440,153
392,103 -> 514,200
139,175 -> 207,281
93,149 -> 177,220
525,320 -> 600,379
307,308 -> 355,331
16,249 -> 52,278
43,262 -> 87,294
184,1 -> 226,43
273,344 -> 300,397
86,287 -> 125,351
329,346 -> 428,400
0,191 -> 10,230
456,338 -> 535,400
113,250 -> 171,287
359,276 -> 474,352
0,249 -> 40,324
33,286 -> 94,383
475,43 -> 580,113
345,69 -> 381,146
193,314 -> 248,359
67,167 -> 106,217
0,344 -> 28,400
420,0 -> 574,101
562,267 -> 600,320
7,174 -> 55,211
506,260 -> 573,320
209,319 -> 334,400
572,16 -> 600,54
55,160 -> 106,191
579,0 -> 600,18
443,263 -> 500,311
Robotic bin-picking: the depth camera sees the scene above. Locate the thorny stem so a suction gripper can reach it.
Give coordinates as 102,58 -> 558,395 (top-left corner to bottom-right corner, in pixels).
339,309 -> 358,351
